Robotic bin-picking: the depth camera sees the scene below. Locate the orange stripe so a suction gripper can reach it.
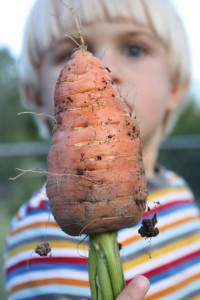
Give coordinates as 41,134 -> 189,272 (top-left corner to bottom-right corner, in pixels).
11,221 -> 59,236
146,273 -> 200,300
9,277 -> 89,294
122,233 -> 140,247
159,215 -> 198,233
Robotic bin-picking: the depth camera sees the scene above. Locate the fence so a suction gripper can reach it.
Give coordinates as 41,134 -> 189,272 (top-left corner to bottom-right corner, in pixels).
1,135 -> 200,205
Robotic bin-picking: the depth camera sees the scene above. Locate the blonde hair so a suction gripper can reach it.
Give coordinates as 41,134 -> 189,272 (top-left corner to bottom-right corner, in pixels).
20,0 -> 191,135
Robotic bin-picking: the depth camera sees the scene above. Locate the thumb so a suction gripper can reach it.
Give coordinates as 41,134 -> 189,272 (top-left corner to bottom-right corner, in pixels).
116,275 -> 150,300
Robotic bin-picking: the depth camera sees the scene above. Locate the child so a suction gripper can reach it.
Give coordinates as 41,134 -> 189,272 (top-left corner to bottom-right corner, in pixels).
4,0 -> 200,299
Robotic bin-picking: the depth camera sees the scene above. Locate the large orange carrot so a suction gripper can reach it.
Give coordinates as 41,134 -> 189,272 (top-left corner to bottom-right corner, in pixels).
46,48 -> 147,234
46,45 -> 147,299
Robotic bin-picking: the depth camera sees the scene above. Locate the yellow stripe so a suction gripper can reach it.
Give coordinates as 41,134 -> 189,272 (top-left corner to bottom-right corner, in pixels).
148,186 -> 190,201
7,240 -> 89,258
123,232 -> 200,271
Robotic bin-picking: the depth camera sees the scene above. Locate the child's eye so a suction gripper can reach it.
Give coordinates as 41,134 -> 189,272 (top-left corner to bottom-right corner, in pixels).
62,51 -> 73,62
53,50 -> 72,65
123,45 -> 145,57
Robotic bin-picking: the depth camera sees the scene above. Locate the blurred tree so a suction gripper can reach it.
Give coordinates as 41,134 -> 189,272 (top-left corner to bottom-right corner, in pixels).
0,48 -> 46,211
0,47 -> 39,142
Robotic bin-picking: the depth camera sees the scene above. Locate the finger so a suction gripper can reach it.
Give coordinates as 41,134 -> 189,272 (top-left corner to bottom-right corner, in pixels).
116,275 -> 150,300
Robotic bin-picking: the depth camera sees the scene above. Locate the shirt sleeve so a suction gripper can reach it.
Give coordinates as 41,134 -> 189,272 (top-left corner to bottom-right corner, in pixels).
4,185 -> 90,300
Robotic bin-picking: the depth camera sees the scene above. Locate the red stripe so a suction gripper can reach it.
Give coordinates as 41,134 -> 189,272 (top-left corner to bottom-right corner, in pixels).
126,249 -> 200,285
143,199 -> 193,218
6,256 -> 88,274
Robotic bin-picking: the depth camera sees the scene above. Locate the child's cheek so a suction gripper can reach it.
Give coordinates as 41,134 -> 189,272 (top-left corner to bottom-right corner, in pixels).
39,63 -> 62,116
133,81 -> 170,143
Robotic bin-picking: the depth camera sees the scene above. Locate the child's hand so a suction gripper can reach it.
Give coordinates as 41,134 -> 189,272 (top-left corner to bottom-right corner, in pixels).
79,275 -> 150,300
57,275 -> 150,300
116,275 -> 150,300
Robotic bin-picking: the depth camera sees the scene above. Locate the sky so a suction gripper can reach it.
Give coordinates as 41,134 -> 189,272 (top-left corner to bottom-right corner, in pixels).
0,0 -> 199,83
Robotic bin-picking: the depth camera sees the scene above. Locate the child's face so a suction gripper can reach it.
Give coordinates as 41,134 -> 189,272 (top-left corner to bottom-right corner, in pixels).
38,20 -> 179,147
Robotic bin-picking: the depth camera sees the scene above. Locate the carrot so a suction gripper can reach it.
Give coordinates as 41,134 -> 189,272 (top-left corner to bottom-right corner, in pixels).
46,20 -> 147,300
47,48 -> 147,234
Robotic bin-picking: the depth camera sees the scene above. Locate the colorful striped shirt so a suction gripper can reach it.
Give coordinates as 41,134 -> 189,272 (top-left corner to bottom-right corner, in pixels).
4,167 -> 200,299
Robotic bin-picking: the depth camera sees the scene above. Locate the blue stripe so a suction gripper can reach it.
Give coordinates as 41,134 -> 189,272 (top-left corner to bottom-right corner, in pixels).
7,227 -> 56,246
160,280 -> 200,300
8,284 -> 90,300
149,259 -> 200,285
6,263 -> 88,282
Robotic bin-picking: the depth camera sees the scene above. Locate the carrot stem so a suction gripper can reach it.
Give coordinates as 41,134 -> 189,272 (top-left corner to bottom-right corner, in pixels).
89,231 -> 125,300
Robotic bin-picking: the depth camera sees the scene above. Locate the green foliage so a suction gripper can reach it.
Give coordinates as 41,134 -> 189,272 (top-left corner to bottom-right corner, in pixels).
172,97 -> 200,136
0,47 -> 45,206
0,47 -> 39,142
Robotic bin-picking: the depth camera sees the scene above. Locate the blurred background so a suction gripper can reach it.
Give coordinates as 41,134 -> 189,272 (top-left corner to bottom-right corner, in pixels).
0,0 -> 200,298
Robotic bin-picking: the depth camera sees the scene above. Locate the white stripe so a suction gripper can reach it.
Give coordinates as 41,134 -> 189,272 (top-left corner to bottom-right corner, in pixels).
6,269 -> 88,291
147,263 -> 200,296
51,247 -> 88,258
124,240 -> 200,278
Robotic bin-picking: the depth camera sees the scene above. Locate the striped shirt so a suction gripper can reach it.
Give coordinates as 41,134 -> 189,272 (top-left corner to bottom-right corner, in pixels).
4,167 -> 200,299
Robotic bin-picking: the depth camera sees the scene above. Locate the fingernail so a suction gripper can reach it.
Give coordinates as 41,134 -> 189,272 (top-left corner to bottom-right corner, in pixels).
134,275 -> 150,289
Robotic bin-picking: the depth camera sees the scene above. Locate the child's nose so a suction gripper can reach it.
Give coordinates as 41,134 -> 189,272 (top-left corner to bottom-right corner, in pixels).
109,65 -> 122,85
98,51 -> 122,85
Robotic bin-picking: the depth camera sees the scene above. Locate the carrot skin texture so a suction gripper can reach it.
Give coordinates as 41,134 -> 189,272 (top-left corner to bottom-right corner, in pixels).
46,49 -> 147,236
